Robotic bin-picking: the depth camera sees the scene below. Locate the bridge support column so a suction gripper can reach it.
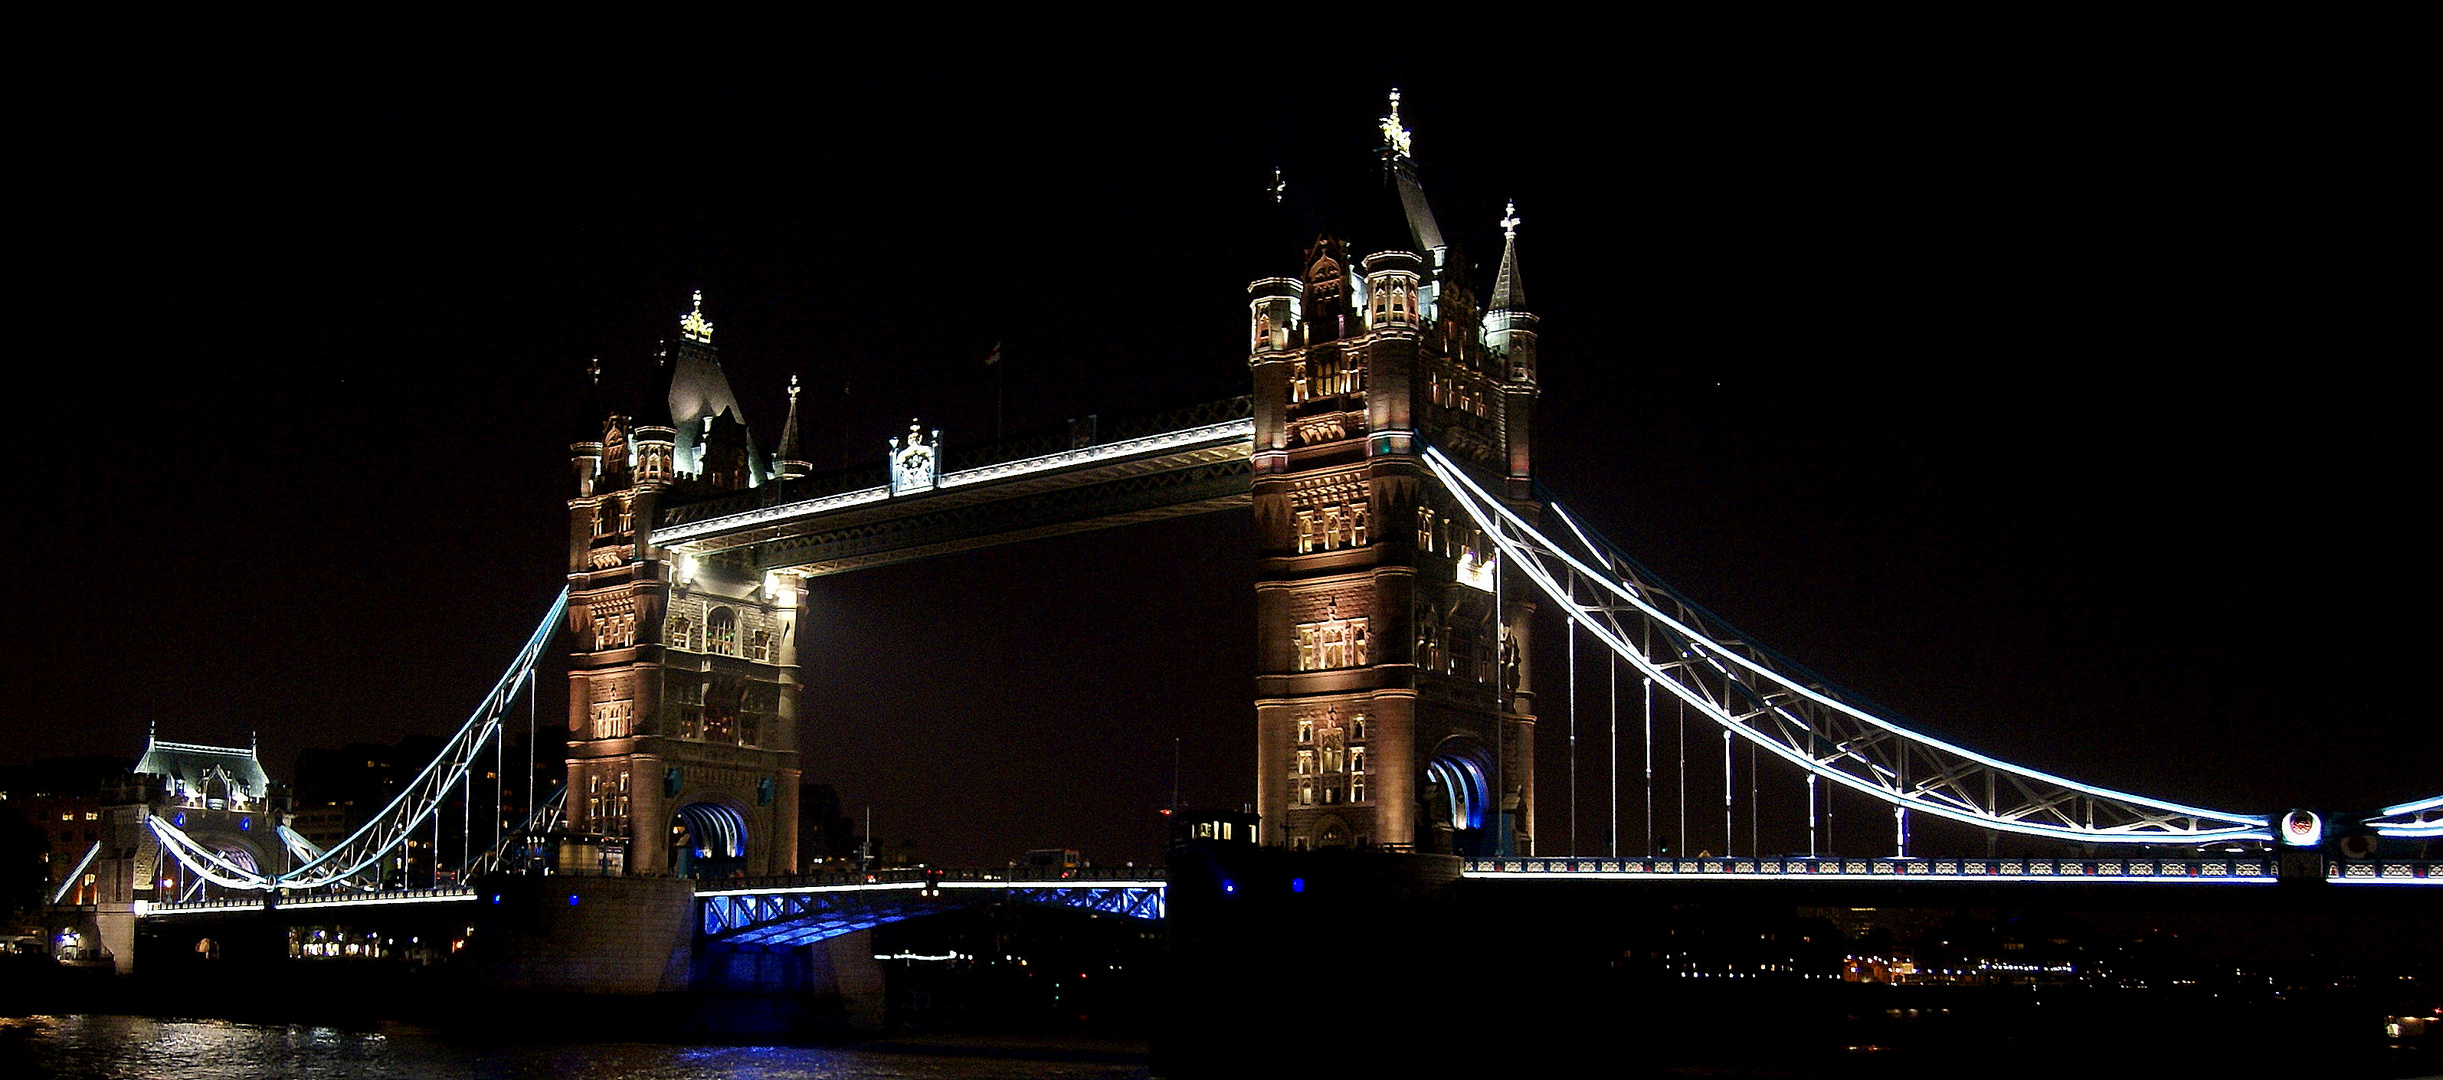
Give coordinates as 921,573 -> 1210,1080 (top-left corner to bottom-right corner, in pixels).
470,875 -> 695,993
94,901 -> 138,975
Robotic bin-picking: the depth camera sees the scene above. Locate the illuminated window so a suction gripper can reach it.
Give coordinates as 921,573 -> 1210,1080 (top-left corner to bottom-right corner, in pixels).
1350,717 -> 1366,740
1297,720 -> 1313,744
751,629 -> 771,663
708,608 -> 739,656
668,617 -> 694,652
1350,747 -> 1365,774
1295,510 -> 1316,554
1351,777 -> 1367,802
1296,750 -> 1313,776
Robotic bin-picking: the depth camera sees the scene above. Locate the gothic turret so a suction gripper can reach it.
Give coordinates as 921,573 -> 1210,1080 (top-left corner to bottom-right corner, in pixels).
1483,202 -> 1539,489
1482,201 -> 1536,378
774,374 -> 811,481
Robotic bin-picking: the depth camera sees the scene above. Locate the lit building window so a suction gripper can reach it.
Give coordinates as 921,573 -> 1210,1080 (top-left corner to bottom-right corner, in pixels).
1297,720 -> 1313,744
708,608 -> 739,656
668,617 -> 694,652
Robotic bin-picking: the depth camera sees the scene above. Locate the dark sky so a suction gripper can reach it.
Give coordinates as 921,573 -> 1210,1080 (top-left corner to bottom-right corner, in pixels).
13,22 -> 2431,865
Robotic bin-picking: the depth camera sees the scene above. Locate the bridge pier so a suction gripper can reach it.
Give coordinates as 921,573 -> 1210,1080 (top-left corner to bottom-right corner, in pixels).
468,875 -> 696,994
694,929 -> 886,1034
92,901 -> 139,975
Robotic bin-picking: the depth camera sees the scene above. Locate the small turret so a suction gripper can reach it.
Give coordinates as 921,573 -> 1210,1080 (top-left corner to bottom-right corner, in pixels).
774,374 -> 811,481
1482,202 -> 1538,386
1248,277 -> 1302,354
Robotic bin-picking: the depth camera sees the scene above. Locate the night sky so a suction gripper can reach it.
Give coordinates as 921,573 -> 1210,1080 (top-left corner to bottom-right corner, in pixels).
15,24 -> 2431,866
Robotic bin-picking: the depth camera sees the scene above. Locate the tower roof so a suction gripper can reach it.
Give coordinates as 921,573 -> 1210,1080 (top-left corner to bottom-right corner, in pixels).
662,291 -> 761,477
136,732 -> 270,801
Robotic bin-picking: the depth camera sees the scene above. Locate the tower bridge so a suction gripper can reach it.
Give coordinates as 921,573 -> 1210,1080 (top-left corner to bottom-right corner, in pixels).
87,90 -> 2439,987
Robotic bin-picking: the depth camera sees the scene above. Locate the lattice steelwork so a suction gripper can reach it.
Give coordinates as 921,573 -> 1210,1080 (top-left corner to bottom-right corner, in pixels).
700,875 -> 1167,946
1420,448 -> 2271,846
148,588 -> 570,890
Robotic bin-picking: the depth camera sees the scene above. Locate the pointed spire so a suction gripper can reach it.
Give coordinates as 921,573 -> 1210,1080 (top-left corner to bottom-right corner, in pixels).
778,374 -> 803,461
775,373 -> 811,481
1489,201 -> 1526,311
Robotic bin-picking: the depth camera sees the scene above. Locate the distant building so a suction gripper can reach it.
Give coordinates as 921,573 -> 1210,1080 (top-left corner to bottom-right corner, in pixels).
0,755 -> 130,907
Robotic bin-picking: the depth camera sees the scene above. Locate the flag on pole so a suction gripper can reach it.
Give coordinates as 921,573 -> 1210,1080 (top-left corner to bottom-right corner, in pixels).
983,342 -> 1001,366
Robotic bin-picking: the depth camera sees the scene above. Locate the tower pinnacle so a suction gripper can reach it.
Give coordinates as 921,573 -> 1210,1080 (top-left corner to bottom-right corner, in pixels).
1379,88 -> 1412,160
680,289 -> 714,344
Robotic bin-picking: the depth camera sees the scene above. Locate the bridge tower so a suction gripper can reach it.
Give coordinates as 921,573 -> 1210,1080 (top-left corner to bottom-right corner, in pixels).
564,292 -> 802,878
1249,92 -> 1540,856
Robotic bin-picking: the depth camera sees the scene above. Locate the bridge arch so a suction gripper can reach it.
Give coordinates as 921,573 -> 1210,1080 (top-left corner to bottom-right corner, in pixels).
671,799 -> 749,879
1424,738 -> 1495,856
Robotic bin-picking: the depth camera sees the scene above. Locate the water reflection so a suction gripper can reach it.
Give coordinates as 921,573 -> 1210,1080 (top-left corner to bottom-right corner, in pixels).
0,1015 -> 1149,1079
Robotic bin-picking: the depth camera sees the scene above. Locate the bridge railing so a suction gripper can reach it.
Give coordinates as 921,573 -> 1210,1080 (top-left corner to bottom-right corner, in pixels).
1462,856 -> 2440,885
1464,856 -> 2281,881
146,886 -> 480,914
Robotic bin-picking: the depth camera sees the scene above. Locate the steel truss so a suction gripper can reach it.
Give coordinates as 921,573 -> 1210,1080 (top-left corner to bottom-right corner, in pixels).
700,877 -> 1168,946
1420,448 -> 2270,846
150,588 -> 571,891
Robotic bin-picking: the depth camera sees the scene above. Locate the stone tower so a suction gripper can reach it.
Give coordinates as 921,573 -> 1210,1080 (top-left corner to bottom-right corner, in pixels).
564,292 -> 803,877
1249,92 -> 1540,857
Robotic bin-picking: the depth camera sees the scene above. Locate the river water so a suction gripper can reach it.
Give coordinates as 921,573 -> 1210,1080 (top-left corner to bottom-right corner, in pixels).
0,1015 -> 1151,1080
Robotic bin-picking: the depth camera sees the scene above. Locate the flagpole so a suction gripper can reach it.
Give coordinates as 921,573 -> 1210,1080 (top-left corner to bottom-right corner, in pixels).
986,341 -> 1004,445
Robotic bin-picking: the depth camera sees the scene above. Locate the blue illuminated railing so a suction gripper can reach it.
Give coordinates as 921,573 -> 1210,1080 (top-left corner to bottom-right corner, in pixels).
1465,856 -> 2441,885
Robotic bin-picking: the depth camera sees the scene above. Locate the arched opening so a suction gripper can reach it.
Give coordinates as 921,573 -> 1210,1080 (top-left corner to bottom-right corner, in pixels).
670,801 -> 747,880
1424,741 -> 1494,858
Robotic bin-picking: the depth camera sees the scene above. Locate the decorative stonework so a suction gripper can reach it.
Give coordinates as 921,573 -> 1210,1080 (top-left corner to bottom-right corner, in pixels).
589,697 -> 634,739
889,419 -> 941,495
1294,600 -> 1370,672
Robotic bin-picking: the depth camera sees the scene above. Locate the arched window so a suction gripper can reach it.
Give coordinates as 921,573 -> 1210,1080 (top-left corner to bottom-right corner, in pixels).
708,608 -> 738,656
